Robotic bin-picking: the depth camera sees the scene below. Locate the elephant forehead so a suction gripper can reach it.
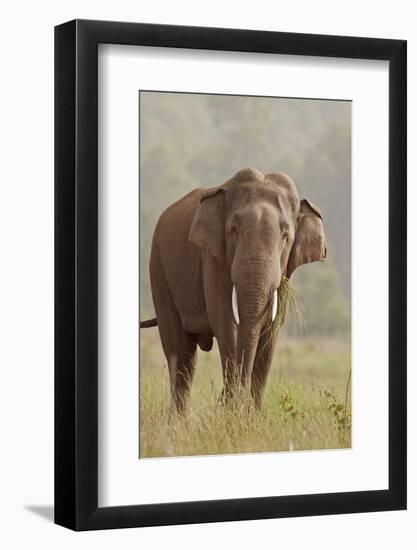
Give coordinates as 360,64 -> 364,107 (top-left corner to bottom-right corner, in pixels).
225,178 -> 298,215
228,200 -> 292,239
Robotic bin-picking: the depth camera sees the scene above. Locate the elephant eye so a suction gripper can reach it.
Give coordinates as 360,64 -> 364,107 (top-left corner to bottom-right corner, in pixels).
281,229 -> 289,242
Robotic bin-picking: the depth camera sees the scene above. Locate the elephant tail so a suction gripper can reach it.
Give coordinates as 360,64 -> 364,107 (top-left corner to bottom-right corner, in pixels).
140,317 -> 158,328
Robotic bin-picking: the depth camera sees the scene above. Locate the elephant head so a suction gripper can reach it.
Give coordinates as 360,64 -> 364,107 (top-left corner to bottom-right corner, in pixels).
189,168 -> 326,388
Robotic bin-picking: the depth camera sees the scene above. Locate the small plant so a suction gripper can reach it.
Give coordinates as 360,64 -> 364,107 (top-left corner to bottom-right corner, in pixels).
279,393 -> 305,420
324,388 -> 351,434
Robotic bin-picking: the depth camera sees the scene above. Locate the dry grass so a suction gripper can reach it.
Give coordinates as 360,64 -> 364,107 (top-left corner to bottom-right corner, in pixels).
139,331 -> 351,458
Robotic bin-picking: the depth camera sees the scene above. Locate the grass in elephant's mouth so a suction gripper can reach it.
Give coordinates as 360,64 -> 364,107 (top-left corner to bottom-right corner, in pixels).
260,276 -> 303,353
139,333 -> 351,458
277,276 -> 303,329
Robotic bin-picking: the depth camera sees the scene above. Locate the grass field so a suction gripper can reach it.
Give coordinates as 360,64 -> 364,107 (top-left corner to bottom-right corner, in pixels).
139,330 -> 351,458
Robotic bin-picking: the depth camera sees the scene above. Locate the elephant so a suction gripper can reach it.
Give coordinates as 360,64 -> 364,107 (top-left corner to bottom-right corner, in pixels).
140,168 -> 326,413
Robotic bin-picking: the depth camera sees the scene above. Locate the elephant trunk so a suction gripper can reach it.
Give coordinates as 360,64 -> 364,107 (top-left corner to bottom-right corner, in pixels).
236,324 -> 261,389
230,233 -> 282,390
232,272 -> 272,389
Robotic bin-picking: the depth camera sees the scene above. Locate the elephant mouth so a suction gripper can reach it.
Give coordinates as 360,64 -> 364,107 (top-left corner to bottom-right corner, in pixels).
231,285 -> 279,326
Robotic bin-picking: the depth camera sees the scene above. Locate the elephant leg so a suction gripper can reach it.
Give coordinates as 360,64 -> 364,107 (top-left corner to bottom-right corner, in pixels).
156,316 -> 196,458
251,330 -> 276,408
218,354 -> 235,403
156,309 -> 197,415
216,329 -> 238,403
150,253 -> 197,415
171,332 -> 197,414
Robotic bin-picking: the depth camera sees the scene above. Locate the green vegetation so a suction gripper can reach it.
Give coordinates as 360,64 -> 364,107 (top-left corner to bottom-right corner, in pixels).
140,331 -> 351,458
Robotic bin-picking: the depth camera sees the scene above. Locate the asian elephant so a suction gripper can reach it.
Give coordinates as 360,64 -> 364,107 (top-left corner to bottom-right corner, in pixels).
140,168 -> 326,413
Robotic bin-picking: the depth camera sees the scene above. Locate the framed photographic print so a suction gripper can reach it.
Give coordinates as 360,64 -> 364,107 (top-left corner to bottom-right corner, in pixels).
55,20 -> 406,530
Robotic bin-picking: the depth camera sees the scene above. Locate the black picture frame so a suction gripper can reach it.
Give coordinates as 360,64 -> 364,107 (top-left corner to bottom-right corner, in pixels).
55,19 -> 407,531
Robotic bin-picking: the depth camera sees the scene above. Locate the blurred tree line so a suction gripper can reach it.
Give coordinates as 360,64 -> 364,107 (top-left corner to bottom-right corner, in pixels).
140,92 -> 351,339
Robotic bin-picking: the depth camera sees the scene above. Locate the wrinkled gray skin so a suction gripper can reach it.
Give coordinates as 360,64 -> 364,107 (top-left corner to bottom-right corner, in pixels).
146,168 -> 326,413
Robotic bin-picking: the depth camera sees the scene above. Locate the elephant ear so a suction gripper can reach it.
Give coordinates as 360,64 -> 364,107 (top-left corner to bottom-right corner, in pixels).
189,187 -> 225,263
286,199 -> 326,278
